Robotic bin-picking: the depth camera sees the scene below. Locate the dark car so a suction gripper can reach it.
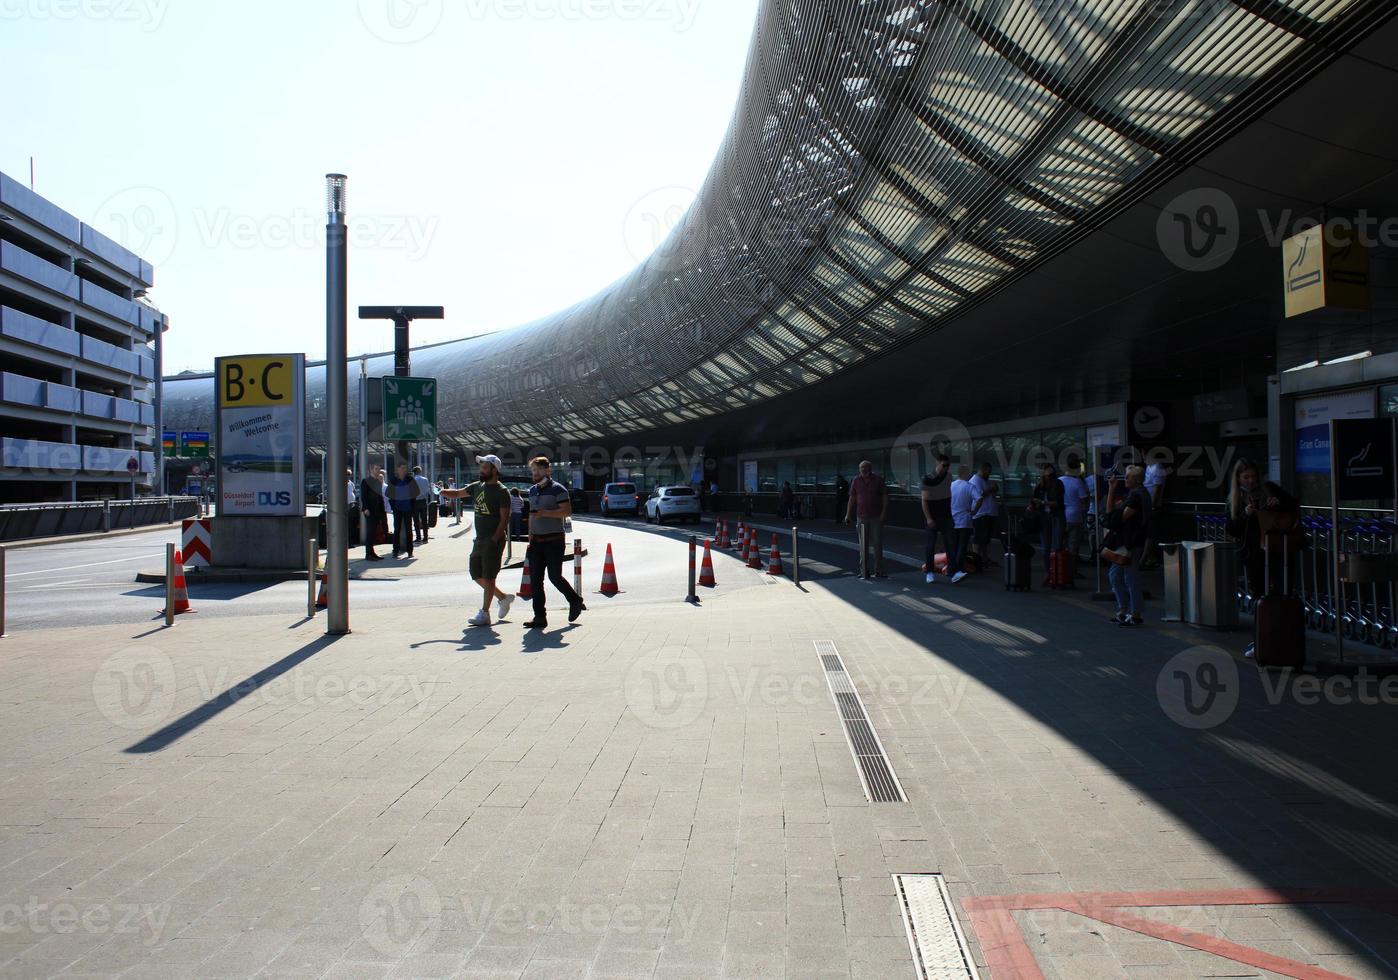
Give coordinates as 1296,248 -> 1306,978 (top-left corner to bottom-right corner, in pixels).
569,488 -> 589,513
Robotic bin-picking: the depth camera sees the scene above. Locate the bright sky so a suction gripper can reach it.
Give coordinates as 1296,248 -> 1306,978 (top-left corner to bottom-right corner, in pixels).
0,0 -> 759,373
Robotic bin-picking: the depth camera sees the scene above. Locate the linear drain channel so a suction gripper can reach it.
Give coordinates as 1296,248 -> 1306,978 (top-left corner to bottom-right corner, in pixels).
893,874 -> 981,980
815,640 -> 905,803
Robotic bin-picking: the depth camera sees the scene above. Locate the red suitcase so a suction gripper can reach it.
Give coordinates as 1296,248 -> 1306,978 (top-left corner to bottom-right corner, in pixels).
1254,530 -> 1304,668
1048,549 -> 1075,589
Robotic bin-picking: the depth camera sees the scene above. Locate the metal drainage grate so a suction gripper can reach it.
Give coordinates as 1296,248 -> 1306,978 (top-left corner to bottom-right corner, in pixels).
893,873 -> 981,980
816,640 -> 905,803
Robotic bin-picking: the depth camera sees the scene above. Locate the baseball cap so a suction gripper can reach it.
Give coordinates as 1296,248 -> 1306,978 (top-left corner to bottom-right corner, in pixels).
476,454 -> 503,470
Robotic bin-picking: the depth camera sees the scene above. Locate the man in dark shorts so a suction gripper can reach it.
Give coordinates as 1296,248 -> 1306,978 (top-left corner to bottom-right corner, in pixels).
441,454 -> 514,628
522,456 -> 585,630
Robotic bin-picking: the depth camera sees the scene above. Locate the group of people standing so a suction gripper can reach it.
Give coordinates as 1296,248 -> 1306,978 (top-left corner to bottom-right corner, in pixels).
353,462 -> 440,561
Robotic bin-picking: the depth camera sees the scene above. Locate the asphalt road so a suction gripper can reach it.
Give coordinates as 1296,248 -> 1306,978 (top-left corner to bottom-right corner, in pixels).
3,516 -> 859,633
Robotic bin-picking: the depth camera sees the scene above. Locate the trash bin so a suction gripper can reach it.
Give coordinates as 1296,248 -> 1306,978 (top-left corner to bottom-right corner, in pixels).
1159,543 -> 1184,621
1182,541 -> 1239,629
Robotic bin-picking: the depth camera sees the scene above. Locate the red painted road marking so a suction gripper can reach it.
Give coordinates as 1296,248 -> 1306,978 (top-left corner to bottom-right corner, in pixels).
960,887 -> 1398,980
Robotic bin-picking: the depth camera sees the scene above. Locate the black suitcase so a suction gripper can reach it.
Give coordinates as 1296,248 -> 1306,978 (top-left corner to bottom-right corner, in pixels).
1004,515 -> 1032,591
1254,530 -> 1304,668
428,501 -> 439,528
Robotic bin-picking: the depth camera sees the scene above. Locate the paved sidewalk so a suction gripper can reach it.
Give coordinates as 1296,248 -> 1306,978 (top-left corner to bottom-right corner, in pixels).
2,535 -> 1397,978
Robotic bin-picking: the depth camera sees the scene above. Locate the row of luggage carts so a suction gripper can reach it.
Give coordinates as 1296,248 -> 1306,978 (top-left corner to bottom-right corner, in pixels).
1193,509 -> 1398,647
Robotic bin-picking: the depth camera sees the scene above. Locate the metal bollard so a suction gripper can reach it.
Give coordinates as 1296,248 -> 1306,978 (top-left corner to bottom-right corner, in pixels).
687,536 -> 698,603
164,543 -> 175,627
574,537 -> 583,595
792,527 -> 800,587
167,497 -> 175,525
307,537 -> 318,618
102,499 -> 112,533
0,545 -> 7,637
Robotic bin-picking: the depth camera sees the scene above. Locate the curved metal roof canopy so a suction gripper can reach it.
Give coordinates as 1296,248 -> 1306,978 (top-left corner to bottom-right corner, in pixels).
165,0 -> 1396,454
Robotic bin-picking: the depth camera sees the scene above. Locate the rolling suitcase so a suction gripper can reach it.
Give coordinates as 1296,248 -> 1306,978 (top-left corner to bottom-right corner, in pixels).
428,501 -> 439,528
1004,515 -> 1032,591
1048,549 -> 1075,589
1254,529 -> 1304,668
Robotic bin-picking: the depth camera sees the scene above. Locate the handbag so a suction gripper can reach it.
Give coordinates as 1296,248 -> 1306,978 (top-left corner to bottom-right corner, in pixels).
372,518 -> 388,546
1100,546 -> 1132,566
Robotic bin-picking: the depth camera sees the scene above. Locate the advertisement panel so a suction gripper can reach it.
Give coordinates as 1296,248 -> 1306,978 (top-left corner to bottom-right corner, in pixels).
215,353 -> 305,517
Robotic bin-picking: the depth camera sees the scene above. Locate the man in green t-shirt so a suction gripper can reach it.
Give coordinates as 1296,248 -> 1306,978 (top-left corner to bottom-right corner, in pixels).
441,454 -> 514,627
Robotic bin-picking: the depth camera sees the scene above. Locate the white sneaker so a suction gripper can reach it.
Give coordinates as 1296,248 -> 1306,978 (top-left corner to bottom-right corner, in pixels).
496,594 -> 514,621
468,609 -> 491,628
925,572 -> 936,584
951,571 -> 968,584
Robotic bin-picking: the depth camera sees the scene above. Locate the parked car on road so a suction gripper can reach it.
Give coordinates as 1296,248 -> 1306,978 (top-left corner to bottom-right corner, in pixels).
646,485 -> 702,524
600,482 -> 641,517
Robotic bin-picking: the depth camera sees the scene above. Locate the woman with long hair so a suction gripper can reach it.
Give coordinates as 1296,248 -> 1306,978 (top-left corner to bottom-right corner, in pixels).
1225,457 -> 1300,602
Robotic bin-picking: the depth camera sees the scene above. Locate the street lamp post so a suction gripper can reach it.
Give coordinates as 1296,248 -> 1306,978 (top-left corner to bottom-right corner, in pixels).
325,174 -> 351,635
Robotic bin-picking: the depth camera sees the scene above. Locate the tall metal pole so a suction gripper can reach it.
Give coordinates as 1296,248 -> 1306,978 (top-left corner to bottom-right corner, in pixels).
325,174 -> 351,635
153,315 -> 164,500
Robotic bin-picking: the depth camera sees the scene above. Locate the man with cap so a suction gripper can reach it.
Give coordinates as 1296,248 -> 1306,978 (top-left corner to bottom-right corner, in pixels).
441,454 -> 515,627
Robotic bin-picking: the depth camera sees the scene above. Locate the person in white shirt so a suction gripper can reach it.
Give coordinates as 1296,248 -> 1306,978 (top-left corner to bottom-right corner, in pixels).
1059,465 -> 1091,564
947,466 -> 975,583
969,461 -> 999,563
411,465 -> 433,544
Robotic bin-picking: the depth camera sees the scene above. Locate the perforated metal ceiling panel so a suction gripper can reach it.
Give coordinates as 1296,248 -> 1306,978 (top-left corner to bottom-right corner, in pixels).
161,1 -> 1397,453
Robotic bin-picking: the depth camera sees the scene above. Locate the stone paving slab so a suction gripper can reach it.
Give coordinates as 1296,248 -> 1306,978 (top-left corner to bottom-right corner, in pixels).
2,543 -> 1397,978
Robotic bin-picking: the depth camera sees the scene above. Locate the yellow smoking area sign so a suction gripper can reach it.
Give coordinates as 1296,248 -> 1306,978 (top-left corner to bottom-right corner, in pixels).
217,356 -> 296,408
1283,224 -> 1369,318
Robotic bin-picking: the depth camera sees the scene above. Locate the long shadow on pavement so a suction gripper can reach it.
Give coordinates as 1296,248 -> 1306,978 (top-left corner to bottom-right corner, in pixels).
123,634 -> 343,753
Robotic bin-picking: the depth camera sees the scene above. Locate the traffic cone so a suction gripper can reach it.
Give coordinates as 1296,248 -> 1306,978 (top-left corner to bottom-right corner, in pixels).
716,520 -> 728,549
747,529 -> 763,569
517,562 -> 534,599
699,539 -> 717,587
169,548 -> 193,615
734,521 -> 745,551
598,544 -> 623,596
767,535 -> 783,576
316,569 -> 329,609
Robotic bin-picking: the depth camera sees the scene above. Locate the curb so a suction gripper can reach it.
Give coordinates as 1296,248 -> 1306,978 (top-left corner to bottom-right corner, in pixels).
135,567 -> 309,584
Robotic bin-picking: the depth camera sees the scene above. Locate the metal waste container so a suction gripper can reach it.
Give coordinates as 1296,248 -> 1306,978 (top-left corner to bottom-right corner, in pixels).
1182,541 -> 1239,629
1159,543 -> 1184,622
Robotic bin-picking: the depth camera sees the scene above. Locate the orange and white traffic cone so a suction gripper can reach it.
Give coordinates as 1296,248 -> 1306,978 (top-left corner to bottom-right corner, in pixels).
316,569 -> 329,609
734,521 -> 745,551
767,534 -> 783,576
716,520 -> 728,549
747,529 -> 763,569
169,548 -> 193,615
699,540 -> 717,587
517,562 -> 534,599
598,544 -> 623,596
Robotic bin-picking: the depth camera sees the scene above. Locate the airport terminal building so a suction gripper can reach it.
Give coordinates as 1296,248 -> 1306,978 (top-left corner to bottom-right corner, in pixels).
162,0 -> 1398,518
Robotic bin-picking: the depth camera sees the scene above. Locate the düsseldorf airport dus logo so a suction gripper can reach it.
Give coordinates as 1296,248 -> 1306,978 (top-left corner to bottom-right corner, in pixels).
1157,187 -> 1240,272
1156,645 -> 1240,730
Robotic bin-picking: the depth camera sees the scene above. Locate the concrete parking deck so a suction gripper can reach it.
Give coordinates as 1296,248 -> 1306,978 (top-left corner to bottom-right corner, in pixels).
2,517 -> 1396,978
